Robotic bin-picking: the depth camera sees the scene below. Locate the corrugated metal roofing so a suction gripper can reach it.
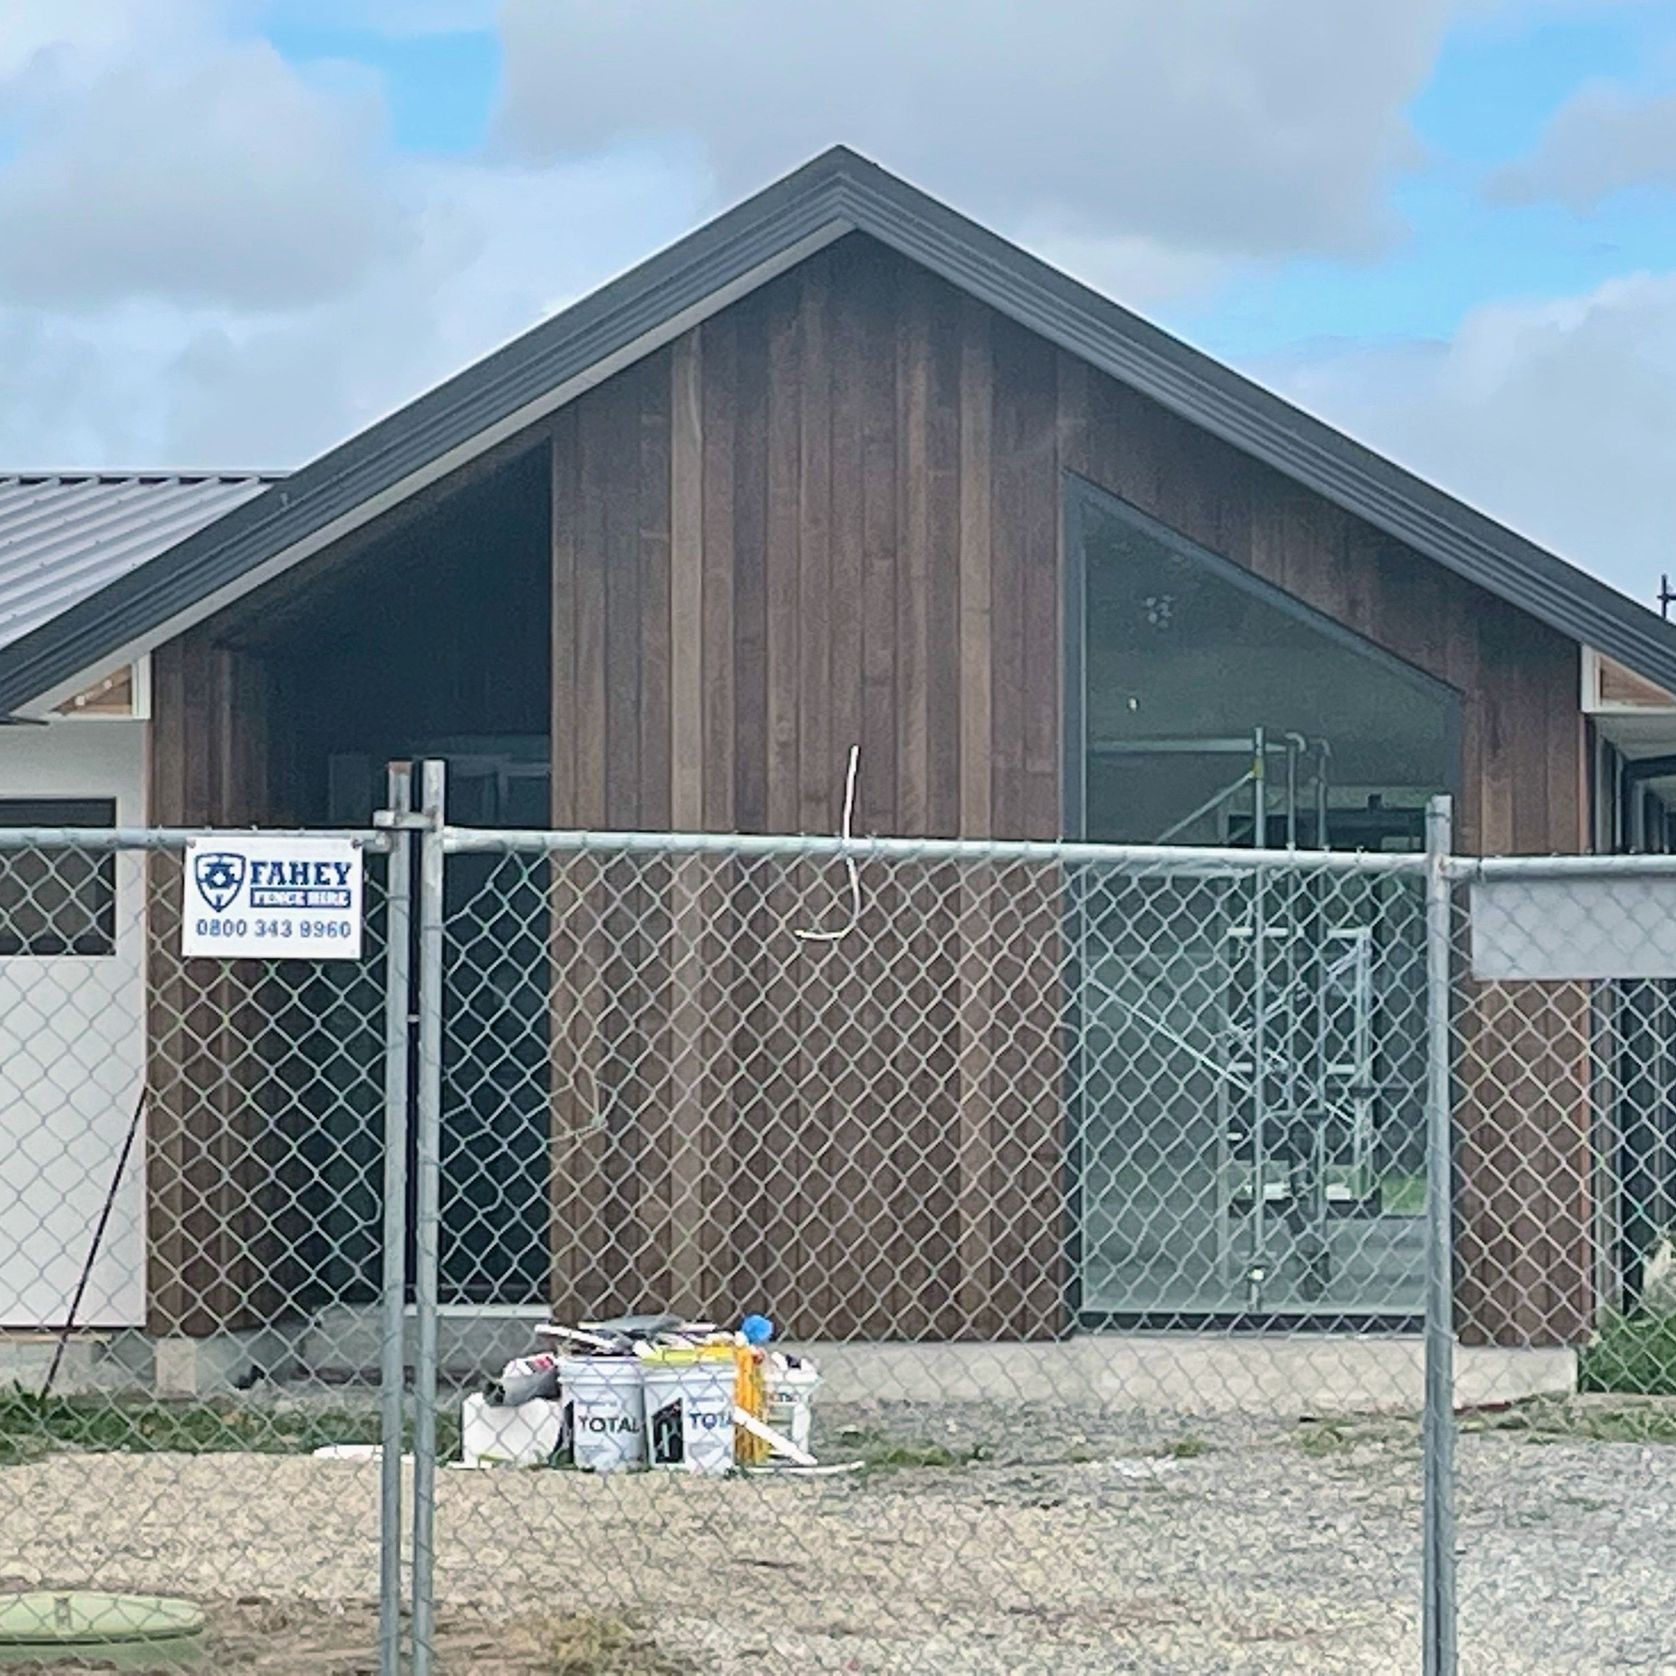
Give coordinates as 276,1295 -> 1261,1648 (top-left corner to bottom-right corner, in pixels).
0,472 -> 284,654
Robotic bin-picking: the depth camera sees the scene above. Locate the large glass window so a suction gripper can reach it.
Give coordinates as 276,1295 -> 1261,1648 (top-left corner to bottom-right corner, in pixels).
1071,484 -> 1457,1321
1079,491 -> 1455,849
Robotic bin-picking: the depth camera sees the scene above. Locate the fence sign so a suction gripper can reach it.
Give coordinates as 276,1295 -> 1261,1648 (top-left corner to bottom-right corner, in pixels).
182,835 -> 364,959
1469,875 -> 1676,980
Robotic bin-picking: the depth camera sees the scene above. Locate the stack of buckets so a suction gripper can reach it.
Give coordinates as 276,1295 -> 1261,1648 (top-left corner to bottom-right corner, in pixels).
555,1335 -> 817,1475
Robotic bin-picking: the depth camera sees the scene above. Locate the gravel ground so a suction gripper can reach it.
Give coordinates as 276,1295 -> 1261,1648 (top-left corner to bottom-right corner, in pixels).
2,1399 -> 1673,1674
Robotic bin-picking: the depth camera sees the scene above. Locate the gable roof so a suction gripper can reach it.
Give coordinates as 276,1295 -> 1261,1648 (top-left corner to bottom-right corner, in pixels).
2,145 -> 1674,714
0,473 -> 283,662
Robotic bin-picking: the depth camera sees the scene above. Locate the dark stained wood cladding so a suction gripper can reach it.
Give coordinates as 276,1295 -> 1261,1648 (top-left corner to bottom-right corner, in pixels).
548,241 -> 1067,1336
147,632 -> 283,1335
548,234 -> 1588,1345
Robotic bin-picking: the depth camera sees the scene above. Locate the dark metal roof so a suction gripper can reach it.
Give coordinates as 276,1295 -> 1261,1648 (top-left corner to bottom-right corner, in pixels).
2,145 -> 1673,712
0,473 -> 284,658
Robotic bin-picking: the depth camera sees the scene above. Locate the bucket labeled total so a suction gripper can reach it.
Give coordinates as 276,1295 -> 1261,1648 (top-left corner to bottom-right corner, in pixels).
641,1351 -> 736,1475
557,1356 -> 644,1473
764,1361 -> 820,1457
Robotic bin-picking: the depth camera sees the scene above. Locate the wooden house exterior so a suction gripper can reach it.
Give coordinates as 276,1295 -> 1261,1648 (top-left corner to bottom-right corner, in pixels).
6,151 -> 1673,1351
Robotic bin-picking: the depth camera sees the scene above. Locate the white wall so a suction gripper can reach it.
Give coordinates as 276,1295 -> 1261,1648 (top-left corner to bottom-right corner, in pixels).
0,718 -> 148,1327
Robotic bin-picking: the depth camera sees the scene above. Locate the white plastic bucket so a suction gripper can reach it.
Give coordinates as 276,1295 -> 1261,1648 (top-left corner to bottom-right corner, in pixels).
557,1356 -> 645,1473
764,1362 -> 821,1457
459,1392 -> 564,1468
642,1358 -> 735,1475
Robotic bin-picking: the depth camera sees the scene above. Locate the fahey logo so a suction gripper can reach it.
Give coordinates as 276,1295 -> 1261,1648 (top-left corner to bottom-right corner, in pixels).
193,851 -> 247,913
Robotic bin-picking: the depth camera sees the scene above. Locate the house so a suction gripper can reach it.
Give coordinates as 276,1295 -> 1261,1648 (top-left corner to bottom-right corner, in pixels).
3,148 -> 1675,1363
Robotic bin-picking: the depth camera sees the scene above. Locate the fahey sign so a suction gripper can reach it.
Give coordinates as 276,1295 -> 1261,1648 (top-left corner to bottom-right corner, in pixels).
182,835 -> 364,960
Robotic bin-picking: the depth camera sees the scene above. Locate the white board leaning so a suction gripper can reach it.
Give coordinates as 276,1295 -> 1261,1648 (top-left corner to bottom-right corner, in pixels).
181,835 -> 364,960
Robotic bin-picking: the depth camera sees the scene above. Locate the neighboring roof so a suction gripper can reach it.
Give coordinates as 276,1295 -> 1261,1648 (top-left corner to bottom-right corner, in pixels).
2,145 -> 1675,712
0,472 -> 284,657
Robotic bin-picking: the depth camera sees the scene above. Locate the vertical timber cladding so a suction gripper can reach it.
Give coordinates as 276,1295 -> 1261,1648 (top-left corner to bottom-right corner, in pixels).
549,239 -> 1066,1339
147,632 -> 285,1335
548,234 -> 1589,1344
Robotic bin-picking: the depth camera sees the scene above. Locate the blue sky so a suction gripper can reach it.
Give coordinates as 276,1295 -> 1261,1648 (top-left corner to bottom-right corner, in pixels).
2,1 -> 1675,600
1190,4 -> 1676,358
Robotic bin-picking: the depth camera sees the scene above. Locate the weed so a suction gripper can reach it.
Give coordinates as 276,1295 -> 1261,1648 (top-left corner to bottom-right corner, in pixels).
538,1612 -> 681,1676
1463,1393 -> 1676,1446
1162,1435 -> 1209,1460
1294,1420 -> 1354,1457
1579,1312 -> 1676,1397
842,1428 -> 994,1473
0,1381 -> 461,1466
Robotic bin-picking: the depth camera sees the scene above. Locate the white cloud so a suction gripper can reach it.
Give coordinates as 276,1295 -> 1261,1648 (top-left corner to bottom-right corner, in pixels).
493,0 -> 1452,264
1267,271 -> 1676,600
0,148 -> 708,468
0,30 -> 412,311
1490,81 -> 1676,209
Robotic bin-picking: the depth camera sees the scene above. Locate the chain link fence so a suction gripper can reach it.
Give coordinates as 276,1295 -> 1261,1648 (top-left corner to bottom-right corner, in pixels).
0,826 -> 399,1669
2,792 -> 1674,1673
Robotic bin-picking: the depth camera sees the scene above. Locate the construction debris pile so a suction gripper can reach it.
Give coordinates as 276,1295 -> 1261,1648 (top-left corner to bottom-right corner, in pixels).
460,1312 -> 826,1475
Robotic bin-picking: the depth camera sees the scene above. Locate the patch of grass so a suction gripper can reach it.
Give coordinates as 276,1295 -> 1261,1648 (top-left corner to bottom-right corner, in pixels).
1463,1393 -> 1676,1446
1579,1312 -> 1676,1397
0,1381 -> 460,1467
1294,1419 -> 1355,1457
538,1612 -> 681,1676
840,1427 -> 994,1473
1160,1435 -> 1209,1460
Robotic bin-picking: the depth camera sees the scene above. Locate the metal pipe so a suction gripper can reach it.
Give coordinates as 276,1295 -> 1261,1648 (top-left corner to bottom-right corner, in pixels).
378,763 -> 414,1676
1285,733 -> 1307,851
0,826 -> 391,853
1250,728 -> 1268,1302
410,760 -> 446,1676
1315,738 -> 1333,851
1450,852 -> 1676,881
1423,794 -> 1458,1676
1087,736 -> 1309,757
442,825 -> 1425,874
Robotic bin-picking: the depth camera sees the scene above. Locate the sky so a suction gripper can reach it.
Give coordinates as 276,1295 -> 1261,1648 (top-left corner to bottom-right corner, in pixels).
1,2 -> 1674,603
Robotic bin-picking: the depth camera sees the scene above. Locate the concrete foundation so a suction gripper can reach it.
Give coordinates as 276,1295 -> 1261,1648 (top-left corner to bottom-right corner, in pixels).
3,1318 -> 1577,1414
791,1335 -> 1577,1415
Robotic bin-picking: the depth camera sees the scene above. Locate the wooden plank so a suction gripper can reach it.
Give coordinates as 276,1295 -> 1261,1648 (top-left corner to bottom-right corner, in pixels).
700,313 -> 737,835
895,265 -> 932,836
670,331 -> 705,831
732,293 -> 770,834
639,352 -> 673,833
958,299 -> 994,842
765,274 -> 802,835
988,318 -> 1029,839
573,386 -> 609,829
925,285 -> 963,839
550,407 -> 579,825
859,255 -> 899,835
797,255 -> 835,835
604,371 -> 643,827
956,301 -> 997,1331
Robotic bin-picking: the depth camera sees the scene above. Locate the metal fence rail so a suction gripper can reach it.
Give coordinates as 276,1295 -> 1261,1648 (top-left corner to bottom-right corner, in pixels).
3,781 -> 1675,1673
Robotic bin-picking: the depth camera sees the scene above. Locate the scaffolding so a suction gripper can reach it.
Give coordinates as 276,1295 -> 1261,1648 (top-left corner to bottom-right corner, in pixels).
1082,727 -> 1406,1313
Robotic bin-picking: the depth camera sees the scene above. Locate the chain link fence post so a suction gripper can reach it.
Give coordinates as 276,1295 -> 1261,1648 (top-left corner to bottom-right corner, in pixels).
377,763 -> 414,1676
1423,793 -> 1458,1676
410,761 -> 446,1676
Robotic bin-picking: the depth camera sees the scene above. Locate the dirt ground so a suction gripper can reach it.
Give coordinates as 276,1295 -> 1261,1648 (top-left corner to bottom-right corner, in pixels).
3,1399 -> 1674,1674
